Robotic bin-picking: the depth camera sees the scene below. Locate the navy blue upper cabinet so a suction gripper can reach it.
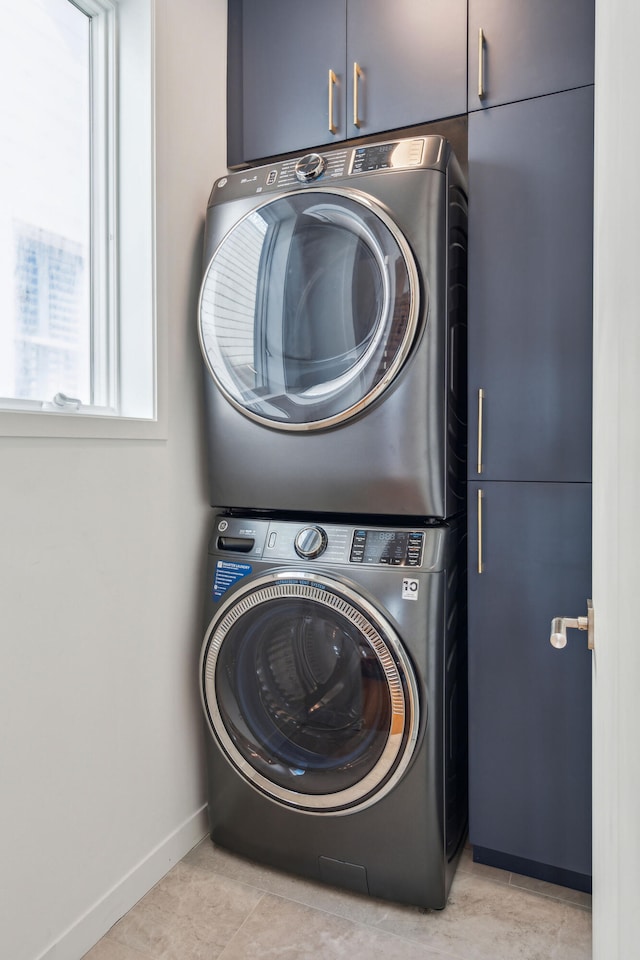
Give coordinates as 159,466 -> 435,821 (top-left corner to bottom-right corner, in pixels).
468,86 -> 594,482
230,0 -> 347,166
468,0 -> 595,112
345,0 -> 466,138
228,0 -> 467,167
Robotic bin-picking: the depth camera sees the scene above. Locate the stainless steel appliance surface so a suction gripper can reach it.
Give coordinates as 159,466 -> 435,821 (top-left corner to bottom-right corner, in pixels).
199,511 -> 467,909
198,136 -> 467,518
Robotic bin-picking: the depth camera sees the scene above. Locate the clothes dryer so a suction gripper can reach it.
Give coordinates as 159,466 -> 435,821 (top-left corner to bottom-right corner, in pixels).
198,136 -> 467,518
199,511 -> 467,909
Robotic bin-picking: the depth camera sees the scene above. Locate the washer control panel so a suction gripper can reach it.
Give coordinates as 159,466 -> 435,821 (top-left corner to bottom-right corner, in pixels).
210,516 -> 446,571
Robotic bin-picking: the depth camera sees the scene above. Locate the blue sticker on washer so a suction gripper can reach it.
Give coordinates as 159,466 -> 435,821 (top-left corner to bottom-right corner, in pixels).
212,560 -> 252,601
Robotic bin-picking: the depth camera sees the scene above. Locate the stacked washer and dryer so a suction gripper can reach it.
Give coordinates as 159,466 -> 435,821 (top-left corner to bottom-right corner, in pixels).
196,135 -> 468,910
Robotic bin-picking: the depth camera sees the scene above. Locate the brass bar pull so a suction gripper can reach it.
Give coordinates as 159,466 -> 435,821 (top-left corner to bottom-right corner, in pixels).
328,69 -> 337,133
477,388 -> 485,474
477,488 -> 484,574
353,62 -> 363,127
478,28 -> 485,99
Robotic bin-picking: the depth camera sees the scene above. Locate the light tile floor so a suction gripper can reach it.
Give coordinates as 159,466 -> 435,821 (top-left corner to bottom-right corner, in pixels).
83,842 -> 591,960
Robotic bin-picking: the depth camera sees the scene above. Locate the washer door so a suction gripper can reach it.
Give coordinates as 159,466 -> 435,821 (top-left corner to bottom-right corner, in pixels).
198,188 -> 420,430
200,571 -> 421,813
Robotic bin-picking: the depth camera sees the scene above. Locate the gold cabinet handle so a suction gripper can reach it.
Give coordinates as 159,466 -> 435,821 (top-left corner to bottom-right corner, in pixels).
353,62 -> 363,128
477,488 -> 485,574
478,28 -> 485,99
477,388 -> 485,474
328,69 -> 337,133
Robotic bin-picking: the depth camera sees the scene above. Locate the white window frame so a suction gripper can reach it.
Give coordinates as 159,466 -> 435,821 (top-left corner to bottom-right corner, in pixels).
0,0 -> 164,440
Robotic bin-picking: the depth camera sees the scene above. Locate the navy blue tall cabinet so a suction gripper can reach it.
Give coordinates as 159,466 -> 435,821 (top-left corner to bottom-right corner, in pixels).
466,0 -> 595,890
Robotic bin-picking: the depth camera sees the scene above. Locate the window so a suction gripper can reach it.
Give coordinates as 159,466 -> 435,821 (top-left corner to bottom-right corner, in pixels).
0,0 -> 159,438
14,226 -> 89,408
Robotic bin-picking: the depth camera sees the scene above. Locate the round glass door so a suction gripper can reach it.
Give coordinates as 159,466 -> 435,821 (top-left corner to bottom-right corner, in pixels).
200,572 -> 420,813
198,188 -> 420,430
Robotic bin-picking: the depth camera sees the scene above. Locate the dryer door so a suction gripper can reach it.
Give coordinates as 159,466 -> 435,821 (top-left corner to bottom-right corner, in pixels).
200,571 -> 421,813
198,188 -> 420,430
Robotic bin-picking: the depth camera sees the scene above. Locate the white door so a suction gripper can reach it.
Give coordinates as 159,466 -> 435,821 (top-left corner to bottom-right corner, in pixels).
592,2 -> 640,955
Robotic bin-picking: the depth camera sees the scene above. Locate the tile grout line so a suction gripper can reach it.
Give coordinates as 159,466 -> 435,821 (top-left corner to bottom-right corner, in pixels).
188,850 -> 591,923
182,848 -> 590,959
458,863 -> 591,912
507,882 -> 592,911
103,862 -> 271,960
184,852 -> 457,931
84,937 -> 157,960
215,890 -> 270,960
96,851 -> 591,960
183,855 -> 293,901
217,888 -> 477,960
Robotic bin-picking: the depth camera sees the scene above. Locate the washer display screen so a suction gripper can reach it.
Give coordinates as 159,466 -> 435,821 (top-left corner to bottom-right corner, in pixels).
350,530 -> 424,566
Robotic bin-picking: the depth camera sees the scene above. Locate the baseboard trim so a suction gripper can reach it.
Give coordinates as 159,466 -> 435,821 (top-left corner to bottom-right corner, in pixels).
473,845 -> 592,894
36,804 -> 209,960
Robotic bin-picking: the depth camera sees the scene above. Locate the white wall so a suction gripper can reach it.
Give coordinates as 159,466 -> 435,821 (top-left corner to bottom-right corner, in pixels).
592,2 -> 640,957
0,2 -> 227,958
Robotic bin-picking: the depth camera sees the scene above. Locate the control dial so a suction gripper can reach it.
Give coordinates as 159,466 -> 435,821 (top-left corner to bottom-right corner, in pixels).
294,153 -> 327,183
294,525 -> 328,559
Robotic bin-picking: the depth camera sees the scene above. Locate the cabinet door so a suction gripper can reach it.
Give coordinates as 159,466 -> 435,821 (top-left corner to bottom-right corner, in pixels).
230,0 -> 346,165
468,0 -> 594,111
468,480 -> 592,885
346,0 -> 467,138
468,87 -> 593,483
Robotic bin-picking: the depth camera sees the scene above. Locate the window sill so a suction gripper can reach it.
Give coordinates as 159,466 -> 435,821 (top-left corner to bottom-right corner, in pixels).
0,407 -> 167,441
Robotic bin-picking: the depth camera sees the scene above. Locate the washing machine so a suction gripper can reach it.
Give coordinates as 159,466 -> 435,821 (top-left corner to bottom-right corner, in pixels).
199,511 -> 467,909
198,135 -> 467,519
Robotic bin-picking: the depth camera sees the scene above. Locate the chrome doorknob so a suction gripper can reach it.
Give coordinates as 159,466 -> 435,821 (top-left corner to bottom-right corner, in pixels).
549,599 -> 595,650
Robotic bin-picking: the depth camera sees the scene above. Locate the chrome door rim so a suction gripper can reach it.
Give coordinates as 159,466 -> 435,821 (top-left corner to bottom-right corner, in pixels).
197,187 -> 422,432
200,570 -> 421,814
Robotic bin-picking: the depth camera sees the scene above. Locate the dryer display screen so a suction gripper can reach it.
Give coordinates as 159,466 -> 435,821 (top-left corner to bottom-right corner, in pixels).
350,530 -> 424,566
350,138 -> 425,174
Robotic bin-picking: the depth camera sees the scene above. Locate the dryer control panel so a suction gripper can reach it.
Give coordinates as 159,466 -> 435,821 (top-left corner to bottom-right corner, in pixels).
210,515 -> 446,571
208,135 -> 449,205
